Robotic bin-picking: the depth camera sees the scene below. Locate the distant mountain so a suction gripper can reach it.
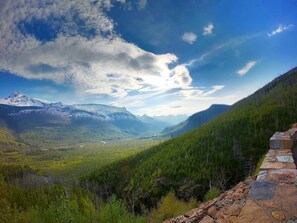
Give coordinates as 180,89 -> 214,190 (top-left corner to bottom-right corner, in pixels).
137,114 -> 171,132
162,104 -> 230,137
152,114 -> 188,125
0,92 -> 46,107
0,93 -> 152,147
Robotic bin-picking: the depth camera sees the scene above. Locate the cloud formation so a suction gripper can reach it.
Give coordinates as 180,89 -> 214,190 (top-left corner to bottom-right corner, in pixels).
0,0 -> 193,99
203,23 -> 214,36
181,32 -> 197,44
237,61 -> 257,76
267,24 -> 294,37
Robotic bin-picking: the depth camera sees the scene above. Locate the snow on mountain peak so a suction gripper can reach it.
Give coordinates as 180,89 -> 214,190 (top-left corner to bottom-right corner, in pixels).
0,92 -> 45,107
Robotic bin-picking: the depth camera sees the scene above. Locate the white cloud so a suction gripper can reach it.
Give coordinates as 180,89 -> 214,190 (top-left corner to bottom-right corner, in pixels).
203,23 -> 214,36
0,0 -> 192,99
181,32 -> 197,44
237,61 -> 257,76
184,34 -> 260,67
267,24 -> 294,37
113,85 -> 228,116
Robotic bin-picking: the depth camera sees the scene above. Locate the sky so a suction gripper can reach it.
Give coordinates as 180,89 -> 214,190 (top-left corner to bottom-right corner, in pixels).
0,0 -> 296,116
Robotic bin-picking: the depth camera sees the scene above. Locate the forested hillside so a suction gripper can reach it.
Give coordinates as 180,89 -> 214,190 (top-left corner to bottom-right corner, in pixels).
85,67 -> 297,211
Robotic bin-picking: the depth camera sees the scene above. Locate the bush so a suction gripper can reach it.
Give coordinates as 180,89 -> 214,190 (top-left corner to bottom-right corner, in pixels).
204,187 -> 220,201
150,191 -> 197,223
99,195 -> 146,223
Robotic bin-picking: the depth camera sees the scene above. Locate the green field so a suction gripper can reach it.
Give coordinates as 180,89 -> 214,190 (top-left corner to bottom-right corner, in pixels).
0,139 -> 162,178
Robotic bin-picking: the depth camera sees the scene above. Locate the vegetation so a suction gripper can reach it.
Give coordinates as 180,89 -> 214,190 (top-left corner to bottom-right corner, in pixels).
204,187 -> 220,201
0,166 -> 197,223
85,67 -> 297,211
149,192 -> 198,222
0,138 -> 160,178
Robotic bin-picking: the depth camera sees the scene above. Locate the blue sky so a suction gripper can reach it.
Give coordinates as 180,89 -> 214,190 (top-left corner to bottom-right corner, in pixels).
0,0 -> 296,115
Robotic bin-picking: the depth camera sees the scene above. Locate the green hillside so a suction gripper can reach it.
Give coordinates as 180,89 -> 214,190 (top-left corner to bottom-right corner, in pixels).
0,128 -> 26,152
85,67 -> 297,210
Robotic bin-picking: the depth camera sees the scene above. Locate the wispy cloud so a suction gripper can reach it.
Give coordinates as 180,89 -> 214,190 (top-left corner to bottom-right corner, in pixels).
114,85 -> 228,116
267,24 -> 294,37
237,61 -> 257,76
184,34 -> 259,67
203,23 -> 214,36
181,32 -> 197,44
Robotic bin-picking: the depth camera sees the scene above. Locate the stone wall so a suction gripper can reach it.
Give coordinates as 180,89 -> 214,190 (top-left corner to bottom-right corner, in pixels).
165,125 -> 297,223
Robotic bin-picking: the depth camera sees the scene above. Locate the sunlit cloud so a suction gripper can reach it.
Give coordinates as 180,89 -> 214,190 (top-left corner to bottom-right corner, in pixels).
0,0 -> 192,100
267,24 -> 294,37
203,23 -> 214,36
237,61 -> 257,76
181,32 -> 197,44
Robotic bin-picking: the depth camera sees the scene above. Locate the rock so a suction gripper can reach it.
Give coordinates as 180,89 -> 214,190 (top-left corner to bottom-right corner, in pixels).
261,200 -> 279,209
287,163 -> 297,169
216,218 -> 227,223
269,132 -> 292,150
229,203 -> 242,216
237,200 -> 272,223
207,206 -> 217,218
261,161 -> 286,170
266,169 -> 296,183
276,184 -> 297,217
232,191 -> 244,201
276,155 -> 294,163
249,180 -> 276,201
229,216 -> 238,223
271,211 -> 286,221
199,215 -> 214,223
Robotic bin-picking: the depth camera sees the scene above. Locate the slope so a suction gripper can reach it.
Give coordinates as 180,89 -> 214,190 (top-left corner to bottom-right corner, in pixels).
162,104 -> 230,137
85,67 -> 297,210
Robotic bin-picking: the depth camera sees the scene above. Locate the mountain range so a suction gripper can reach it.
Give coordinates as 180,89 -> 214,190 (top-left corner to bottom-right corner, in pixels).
0,92 -> 227,148
162,104 -> 230,137
0,92 -> 154,147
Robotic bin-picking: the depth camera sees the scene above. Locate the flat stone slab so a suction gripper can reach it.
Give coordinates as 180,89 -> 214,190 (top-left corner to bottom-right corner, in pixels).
249,180 -> 276,200
276,155 -> 294,163
270,132 -> 293,150
261,161 -> 286,170
275,149 -> 293,155
256,170 -> 268,180
237,200 -> 272,223
263,156 -> 277,162
266,169 -> 297,183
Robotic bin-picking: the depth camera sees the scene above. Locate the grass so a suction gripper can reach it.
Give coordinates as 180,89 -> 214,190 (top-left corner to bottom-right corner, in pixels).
0,139 -> 162,179
253,154 -> 266,176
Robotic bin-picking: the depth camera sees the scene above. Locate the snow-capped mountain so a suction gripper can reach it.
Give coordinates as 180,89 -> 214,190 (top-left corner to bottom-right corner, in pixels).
71,104 -> 137,121
0,93 -> 138,122
0,92 -> 156,147
0,92 -> 46,107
